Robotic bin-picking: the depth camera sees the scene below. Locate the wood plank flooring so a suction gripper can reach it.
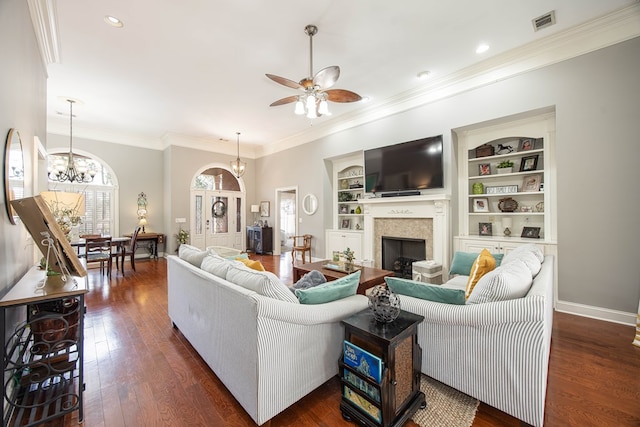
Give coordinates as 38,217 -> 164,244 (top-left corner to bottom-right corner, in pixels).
42,254 -> 639,426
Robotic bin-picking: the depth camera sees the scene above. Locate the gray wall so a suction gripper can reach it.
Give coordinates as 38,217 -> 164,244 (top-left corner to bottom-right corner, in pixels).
255,37 -> 640,315
0,0 -> 47,323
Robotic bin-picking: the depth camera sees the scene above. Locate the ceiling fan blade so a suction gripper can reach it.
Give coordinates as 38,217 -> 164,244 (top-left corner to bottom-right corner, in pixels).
313,66 -> 340,90
325,89 -> 362,103
265,74 -> 304,90
269,95 -> 299,107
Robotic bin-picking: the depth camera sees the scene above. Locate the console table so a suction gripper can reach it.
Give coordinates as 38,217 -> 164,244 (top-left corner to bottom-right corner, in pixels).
0,267 -> 88,426
340,309 -> 425,427
126,232 -> 165,258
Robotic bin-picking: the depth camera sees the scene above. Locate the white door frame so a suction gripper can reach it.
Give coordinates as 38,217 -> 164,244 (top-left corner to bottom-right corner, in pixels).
273,186 -> 298,256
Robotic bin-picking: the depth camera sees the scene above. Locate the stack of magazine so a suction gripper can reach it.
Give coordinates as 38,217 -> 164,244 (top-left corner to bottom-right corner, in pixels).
342,341 -> 383,422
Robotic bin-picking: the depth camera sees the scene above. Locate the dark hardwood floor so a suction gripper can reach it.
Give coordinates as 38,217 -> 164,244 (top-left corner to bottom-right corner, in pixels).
44,253 -> 639,426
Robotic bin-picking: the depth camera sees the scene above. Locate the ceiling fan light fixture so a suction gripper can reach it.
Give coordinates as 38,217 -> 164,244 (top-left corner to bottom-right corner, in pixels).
305,93 -> 316,110
294,98 -> 305,115
318,99 -> 329,115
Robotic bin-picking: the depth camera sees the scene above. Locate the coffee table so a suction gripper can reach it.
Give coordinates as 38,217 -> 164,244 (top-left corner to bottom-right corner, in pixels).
292,260 -> 394,295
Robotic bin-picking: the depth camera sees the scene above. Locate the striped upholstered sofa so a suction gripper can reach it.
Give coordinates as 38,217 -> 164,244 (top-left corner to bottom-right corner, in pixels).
396,245 -> 554,427
167,250 -> 369,425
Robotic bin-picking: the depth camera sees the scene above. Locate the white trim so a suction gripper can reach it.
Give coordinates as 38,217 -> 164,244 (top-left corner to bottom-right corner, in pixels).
27,0 -> 59,71
273,186 -> 298,257
556,300 -> 637,326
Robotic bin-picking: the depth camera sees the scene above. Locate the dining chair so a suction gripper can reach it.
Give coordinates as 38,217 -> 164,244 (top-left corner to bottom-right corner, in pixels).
84,236 -> 113,277
291,234 -> 312,264
115,226 -> 141,276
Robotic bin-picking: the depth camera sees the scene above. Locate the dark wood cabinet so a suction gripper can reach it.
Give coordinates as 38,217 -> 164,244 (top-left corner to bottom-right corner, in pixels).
246,226 -> 273,254
340,310 -> 425,427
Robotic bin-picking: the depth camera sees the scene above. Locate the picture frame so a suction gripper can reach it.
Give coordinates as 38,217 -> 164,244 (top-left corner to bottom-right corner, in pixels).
520,154 -> 539,172
518,138 -> 534,151
521,226 -> 541,239
479,163 -> 491,176
341,219 -> 351,229
522,174 -> 542,192
478,222 -> 493,236
259,201 -> 270,217
473,198 -> 489,213
485,185 -> 518,194
340,205 -> 348,214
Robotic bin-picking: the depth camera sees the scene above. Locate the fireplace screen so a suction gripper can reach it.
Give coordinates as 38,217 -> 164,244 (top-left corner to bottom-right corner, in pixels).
381,236 -> 426,278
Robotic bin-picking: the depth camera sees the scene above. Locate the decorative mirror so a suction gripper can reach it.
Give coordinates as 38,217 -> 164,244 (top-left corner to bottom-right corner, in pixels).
212,200 -> 226,218
4,128 -> 24,225
302,193 -> 318,215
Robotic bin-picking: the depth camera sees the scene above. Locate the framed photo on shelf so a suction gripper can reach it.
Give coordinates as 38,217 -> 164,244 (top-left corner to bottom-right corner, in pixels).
479,163 -> 491,176
479,222 -> 493,236
521,226 -> 541,239
518,138 -> 534,151
473,198 -> 489,213
341,219 -> 351,229
260,201 -> 270,217
520,155 -> 539,172
340,205 -> 348,214
522,174 -> 542,192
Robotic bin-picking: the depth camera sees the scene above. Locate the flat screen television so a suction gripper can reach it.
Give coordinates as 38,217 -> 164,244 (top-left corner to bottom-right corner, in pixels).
364,135 -> 443,194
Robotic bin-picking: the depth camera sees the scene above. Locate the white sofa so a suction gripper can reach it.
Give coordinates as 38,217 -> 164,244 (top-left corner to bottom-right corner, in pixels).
394,247 -> 554,426
166,252 -> 369,425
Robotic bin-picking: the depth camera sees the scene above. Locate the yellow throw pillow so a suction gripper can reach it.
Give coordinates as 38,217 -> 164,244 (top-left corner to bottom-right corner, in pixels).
465,249 -> 496,299
237,258 -> 265,271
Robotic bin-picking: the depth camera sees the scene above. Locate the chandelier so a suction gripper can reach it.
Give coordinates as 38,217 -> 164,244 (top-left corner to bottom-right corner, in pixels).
48,99 -> 96,183
230,132 -> 246,178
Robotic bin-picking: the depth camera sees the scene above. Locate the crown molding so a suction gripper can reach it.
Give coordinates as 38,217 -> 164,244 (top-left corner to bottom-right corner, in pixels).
27,0 -> 60,70
161,133 -> 259,158
259,3 -> 640,157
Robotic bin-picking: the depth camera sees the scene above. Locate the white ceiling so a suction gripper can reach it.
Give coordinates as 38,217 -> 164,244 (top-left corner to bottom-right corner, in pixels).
41,0 -> 637,153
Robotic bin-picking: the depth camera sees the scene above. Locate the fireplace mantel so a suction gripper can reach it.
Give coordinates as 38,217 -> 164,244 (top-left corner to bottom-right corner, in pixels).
359,195 -> 451,277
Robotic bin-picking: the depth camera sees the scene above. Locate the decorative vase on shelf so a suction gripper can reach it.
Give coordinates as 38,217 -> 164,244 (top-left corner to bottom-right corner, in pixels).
497,167 -> 512,174
472,182 -> 484,194
355,205 -> 362,214
340,179 -> 349,190
368,284 -> 401,323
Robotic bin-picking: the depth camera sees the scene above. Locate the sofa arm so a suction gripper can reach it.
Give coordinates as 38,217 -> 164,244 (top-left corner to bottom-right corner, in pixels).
254,294 -> 370,326
398,294 -> 545,327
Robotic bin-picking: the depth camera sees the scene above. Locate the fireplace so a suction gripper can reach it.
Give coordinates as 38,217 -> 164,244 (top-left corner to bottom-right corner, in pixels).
382,237 -> 426,278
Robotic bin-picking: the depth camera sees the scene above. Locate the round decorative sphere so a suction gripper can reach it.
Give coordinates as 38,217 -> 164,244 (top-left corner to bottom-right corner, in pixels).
368,284 -> 401,323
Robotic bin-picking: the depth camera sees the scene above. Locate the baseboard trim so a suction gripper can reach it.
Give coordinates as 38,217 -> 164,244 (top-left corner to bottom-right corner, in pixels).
556,300 -> 636,326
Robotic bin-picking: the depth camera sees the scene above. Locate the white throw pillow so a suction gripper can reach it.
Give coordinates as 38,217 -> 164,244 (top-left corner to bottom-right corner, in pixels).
178,244 -> 209,268
226,263 -> 299,304
201,254 -> 234,279
502,244 -> 544,264
502,249 -> 541,276
466,259 -> 533,304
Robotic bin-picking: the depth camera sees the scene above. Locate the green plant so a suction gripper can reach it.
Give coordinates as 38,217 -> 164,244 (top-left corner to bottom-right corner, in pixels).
176,228 -> 189,245
342,248 -> 355,264
497,159 -> 514,168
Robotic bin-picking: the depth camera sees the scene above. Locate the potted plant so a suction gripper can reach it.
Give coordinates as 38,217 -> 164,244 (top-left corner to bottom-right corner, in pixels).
342,247 -> 355,271
496,159 -> 514,174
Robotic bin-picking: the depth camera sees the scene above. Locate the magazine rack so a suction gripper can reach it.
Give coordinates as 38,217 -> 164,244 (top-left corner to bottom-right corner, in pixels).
339,309 -> 425,427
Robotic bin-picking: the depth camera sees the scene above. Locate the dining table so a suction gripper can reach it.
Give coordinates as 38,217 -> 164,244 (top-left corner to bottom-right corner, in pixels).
70,236 -> 131,274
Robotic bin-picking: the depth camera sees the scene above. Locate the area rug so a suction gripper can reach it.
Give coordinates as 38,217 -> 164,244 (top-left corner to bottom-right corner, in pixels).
412,375 -> 479,427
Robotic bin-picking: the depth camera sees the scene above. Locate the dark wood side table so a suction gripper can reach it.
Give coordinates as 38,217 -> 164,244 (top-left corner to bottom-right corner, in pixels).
125,232 -> 164,258
246,226 -> 273,254
340,309 -> 426,427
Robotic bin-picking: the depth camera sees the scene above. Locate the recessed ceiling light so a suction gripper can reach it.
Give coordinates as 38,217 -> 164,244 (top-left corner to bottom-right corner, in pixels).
417,71 -> 431,80
476,44 -> 490,54
104,15 -> 123,28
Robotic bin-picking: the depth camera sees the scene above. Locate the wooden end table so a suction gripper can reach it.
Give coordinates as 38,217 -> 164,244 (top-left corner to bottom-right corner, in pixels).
292,260 -> 394,295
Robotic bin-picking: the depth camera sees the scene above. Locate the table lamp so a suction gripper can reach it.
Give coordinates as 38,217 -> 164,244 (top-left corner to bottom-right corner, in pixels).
138,217 -> 148,233
251,204 -> 260,225
503,217 -> 513,237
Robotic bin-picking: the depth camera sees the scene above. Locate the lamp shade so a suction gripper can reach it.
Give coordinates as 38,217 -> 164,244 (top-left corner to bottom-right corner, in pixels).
251,204 -> 260,213
502,217 -> 513,228
138,218 -> 148,226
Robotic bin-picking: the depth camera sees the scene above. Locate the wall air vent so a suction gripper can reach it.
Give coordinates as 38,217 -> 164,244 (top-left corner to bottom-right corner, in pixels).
532,10 -> 556,32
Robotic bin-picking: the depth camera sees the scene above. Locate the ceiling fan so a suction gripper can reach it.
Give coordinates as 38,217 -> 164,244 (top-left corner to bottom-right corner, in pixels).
266,24 -> 362,118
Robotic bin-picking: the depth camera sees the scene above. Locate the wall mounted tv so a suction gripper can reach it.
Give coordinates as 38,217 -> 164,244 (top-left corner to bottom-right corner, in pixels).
364,135 -> 444,195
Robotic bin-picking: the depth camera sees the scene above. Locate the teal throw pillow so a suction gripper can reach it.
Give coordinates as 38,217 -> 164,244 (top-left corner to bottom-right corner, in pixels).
385,276 -> 466,305
296,270 -> 361,304
449,251 -> 504,276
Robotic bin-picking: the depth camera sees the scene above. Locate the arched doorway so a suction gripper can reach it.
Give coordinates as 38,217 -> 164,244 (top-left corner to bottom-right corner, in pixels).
190,166 -> 246,250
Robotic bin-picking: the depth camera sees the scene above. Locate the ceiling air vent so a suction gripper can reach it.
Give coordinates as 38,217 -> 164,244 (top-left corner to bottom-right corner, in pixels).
532,10 -> 556,32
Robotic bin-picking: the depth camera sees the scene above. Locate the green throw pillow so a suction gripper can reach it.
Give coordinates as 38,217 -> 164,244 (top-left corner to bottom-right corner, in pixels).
385,276 -> 466,305
296,270 -> 361,304
449,251 -> 504,276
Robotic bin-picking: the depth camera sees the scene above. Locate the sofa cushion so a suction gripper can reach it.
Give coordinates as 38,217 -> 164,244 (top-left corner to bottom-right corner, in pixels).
201,254 -> 234,279
236,258 -> 265,271
226,264 -> 299,304
465,249 -> 496,299
178,244 -> 210,268
502,244 -> 544,264
295,271 -> 361,304
502,249 -> 541,276
467,259 -> 533,304
290,270 -> 327,293
385,277 -> 466,304
450,251 -> 504,276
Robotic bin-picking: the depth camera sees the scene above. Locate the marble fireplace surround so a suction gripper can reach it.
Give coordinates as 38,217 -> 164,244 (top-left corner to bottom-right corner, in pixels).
359,195 -> 451,277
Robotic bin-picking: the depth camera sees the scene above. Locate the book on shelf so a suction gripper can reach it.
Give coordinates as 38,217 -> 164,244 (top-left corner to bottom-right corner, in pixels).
343,385 -> 382,423
343,340 -> 383,383
343,369 -> 380,403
